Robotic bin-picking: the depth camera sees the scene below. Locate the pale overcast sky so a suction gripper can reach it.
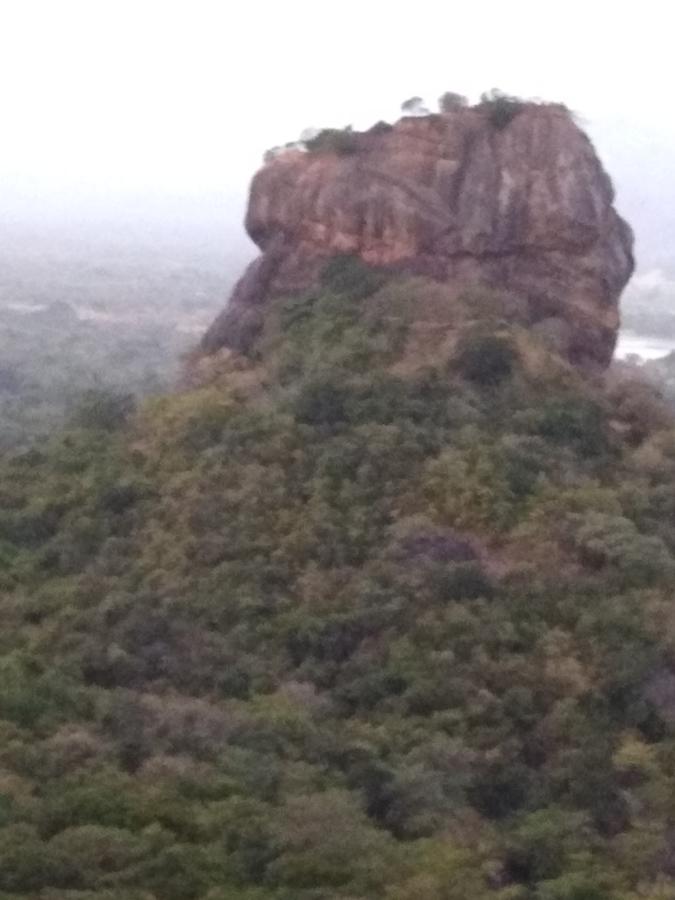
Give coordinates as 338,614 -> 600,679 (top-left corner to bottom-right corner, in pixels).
0,0 -> 673,265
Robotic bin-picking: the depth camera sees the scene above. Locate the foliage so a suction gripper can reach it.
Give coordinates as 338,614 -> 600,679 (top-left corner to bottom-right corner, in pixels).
438,91 -> 468,112
319,253 -> 388,298
70,390 -> 136,431
452,329 -> 519,385
400,96 -> 429,116
0,226 -> 235,450
479,88 -> 528,129
1,271 -> 675,897
303,127 -> 358,155
368,120 -> 395,135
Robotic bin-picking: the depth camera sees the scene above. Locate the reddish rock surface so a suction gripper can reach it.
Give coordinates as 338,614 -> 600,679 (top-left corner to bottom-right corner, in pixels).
203,104 -> 634,367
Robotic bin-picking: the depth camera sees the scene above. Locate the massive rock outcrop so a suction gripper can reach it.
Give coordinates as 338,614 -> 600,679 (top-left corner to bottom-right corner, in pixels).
203,102 -> 634,368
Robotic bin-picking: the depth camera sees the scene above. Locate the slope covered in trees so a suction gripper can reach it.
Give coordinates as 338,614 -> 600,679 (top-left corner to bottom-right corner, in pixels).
1,260 -> 675,899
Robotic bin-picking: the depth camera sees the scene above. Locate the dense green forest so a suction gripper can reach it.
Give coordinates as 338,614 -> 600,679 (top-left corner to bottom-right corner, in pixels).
0,215 -> 672,455
0,302 -> 185,450
3,259 -> 675,898
0,224 -> 241,449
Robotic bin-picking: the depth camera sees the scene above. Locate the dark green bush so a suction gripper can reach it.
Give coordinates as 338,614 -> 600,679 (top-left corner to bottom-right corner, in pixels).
439,91 -> 468,112
304,127 -> 358,155
523,396 -> 610,457
479,88 -> 527,129
400,96 -> 428,115
453,330 -> 518,386
319,254 -> 387,299
367,119 -> 394,135
293,374 -> 349,425
70,389 -> 135,431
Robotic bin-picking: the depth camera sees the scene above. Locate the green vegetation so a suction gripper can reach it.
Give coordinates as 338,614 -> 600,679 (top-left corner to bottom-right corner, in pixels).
303,127 -> 358,155
367,120 -> 394,136
0,226 -> 235,450
438,91 -> 468,112
479,88 -> 528,129
2,259 -> 675,898
453,328 -> 518,386
400,96 -> 429,116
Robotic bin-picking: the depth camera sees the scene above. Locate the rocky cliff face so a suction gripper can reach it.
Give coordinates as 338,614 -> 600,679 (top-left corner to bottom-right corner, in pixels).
203,103 -> 634,368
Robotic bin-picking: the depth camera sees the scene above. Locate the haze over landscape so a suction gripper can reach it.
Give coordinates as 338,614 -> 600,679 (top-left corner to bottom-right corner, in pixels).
0,1 -> 674,264
3,1 -> 675,379
8,5 -> 675,899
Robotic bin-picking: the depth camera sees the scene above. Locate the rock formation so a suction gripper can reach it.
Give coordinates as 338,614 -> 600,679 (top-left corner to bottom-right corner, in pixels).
202,102 -> 634,368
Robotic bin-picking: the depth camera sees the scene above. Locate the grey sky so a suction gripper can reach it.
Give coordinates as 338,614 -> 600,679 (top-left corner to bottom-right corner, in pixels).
1,0 -> 673,267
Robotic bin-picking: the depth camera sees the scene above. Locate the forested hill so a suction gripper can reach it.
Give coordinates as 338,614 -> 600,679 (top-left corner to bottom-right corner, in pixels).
0,219 -> 244,451
1,259 -> 675,899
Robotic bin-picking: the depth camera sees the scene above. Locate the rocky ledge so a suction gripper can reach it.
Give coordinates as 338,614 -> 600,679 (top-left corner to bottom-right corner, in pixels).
203,101 -> 634,368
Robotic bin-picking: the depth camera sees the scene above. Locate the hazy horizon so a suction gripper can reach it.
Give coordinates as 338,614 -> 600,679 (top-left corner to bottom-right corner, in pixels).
2,1 -> 675,273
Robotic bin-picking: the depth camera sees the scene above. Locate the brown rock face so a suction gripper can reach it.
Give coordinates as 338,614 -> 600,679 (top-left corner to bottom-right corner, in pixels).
203,104 -> 634,368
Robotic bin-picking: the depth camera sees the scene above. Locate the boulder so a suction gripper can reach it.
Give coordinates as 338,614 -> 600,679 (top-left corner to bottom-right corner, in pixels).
203,102 -> 634,368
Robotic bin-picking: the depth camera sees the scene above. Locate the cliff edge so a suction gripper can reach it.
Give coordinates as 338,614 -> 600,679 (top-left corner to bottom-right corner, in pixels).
203,101 -> 634,368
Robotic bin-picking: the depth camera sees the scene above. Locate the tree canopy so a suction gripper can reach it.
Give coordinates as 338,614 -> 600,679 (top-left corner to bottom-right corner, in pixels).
0,262 -> 674,898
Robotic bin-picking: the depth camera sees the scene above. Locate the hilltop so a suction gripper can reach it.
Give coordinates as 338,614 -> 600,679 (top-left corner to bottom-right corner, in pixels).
203,98 -> 633,369
2,102 -> 675,900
